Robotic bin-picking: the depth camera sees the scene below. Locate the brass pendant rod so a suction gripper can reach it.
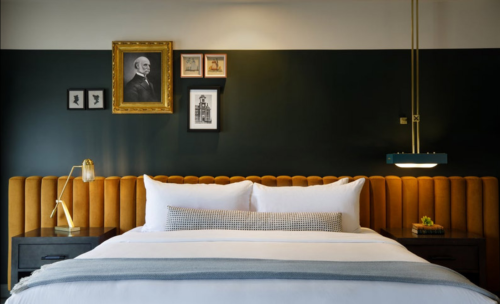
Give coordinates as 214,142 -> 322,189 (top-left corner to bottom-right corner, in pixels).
411,0 -> 415,154
410,0 -> 421,154
416,0 -> 420,154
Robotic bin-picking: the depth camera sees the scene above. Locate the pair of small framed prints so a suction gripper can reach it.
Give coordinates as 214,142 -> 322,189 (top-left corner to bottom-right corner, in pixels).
181,54 -> 227,78
68,89 -> 105,110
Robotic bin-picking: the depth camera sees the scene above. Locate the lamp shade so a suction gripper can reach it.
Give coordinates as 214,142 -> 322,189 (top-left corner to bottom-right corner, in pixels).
82,159 -> 95,182
386,153 -> 447,168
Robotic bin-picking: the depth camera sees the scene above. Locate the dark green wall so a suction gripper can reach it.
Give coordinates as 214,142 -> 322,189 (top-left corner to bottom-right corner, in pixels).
1,49 -> 499,284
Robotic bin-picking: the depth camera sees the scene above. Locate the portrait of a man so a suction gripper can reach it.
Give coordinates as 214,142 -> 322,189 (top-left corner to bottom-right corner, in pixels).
123,52 -> 162,102
112,41 -> 173,114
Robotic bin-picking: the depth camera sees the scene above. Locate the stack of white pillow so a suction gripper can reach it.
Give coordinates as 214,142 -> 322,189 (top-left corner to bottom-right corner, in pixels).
142,174 -> 365,233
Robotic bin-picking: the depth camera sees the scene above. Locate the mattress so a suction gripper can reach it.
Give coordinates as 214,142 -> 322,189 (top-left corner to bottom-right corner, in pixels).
7,228 -> 496,304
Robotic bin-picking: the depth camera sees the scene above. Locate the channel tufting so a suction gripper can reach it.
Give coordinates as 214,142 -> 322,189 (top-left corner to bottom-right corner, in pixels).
8,175 -> 499,292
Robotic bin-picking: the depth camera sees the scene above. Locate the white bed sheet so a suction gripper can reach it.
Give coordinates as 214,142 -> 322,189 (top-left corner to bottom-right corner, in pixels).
7,228 -> 495,304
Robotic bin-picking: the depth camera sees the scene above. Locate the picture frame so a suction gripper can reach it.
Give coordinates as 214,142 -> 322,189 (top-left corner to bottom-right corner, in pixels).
86,89 -> 105,109
112,41 -> 173,114
204,54 -> 227,78
67,89 -> 86,110
188,86 -> 220,132
181,54 -> 203,78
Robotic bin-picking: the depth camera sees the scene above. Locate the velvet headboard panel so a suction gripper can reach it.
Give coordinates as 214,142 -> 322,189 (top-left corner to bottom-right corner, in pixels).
8,175 -> 499,292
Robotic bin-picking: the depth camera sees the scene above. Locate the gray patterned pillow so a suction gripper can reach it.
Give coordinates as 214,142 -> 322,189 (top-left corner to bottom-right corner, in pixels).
165,206 -> 342,232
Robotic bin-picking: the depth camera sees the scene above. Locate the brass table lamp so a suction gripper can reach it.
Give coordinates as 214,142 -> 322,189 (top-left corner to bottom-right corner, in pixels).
50,159 -> 95,232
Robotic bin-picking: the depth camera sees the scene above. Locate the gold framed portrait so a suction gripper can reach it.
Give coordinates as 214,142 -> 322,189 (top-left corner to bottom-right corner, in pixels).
112,41 -> 173,114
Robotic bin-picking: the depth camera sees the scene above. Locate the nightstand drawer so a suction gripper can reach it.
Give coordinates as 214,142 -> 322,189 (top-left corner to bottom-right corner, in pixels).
406,245 -> 478,271
18,243 -> 92,269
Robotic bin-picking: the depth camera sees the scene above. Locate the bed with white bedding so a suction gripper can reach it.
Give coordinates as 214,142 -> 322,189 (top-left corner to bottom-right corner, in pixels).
7,228 -> 498,304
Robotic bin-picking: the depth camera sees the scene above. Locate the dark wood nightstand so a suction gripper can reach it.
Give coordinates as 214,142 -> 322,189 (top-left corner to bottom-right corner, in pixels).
11,227 -> 116,285
381,228 -> 486,288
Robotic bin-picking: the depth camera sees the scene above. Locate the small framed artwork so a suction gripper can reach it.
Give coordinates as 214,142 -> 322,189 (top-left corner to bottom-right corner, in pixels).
181,54 -> 203,78
87,89 -> 105,109
67,89 -> 85,110
188,86 -> 220,132
204,54 -> 227,78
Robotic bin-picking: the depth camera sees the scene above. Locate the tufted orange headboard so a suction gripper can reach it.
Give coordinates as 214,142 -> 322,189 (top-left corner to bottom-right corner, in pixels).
8,175 -> 499,292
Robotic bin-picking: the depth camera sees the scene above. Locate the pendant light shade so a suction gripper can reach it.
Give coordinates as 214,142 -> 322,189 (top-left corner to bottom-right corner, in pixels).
386,153 -> 447,168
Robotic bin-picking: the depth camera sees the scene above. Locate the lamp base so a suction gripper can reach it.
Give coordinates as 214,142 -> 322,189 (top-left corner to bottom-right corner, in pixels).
54,226 -> 81,232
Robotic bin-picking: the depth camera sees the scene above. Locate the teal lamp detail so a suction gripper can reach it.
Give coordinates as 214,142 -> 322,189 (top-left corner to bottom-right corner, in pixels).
387,0 -> 447,168
50,159 -> 95,232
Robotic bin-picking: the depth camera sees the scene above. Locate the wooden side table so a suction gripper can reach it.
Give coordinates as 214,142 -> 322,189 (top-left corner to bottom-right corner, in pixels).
11,227 -> 116,286
381,228 -> 486,288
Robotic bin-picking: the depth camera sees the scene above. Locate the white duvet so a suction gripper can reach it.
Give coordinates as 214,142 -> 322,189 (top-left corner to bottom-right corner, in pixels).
7,228 -> 495,304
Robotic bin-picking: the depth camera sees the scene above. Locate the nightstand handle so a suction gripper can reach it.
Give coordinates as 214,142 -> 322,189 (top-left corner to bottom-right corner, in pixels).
428,255 -> 456,261
41,255 -> 67,260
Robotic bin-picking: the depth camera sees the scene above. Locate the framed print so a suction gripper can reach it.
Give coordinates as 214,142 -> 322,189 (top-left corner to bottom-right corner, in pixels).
188,86 -> 220,132
68,89 -> 85,110
204,54 -> 227,78
181,54 -> 203,78
87,89 -> 105,109
112,41 -> 173,114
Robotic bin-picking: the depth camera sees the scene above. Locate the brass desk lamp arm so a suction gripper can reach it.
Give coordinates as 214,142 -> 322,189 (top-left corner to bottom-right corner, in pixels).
49,165 -> 82,219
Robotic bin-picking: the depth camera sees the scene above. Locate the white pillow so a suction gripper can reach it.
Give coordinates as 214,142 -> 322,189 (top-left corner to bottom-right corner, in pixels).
251,178 -> 365,233
142,175 -> 253,232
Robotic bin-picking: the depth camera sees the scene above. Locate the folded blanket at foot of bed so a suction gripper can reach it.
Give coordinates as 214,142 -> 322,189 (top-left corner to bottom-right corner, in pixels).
11,258 -> 499,302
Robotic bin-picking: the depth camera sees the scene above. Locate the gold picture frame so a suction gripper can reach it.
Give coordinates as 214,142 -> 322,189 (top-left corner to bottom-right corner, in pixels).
112,41 -> 173,114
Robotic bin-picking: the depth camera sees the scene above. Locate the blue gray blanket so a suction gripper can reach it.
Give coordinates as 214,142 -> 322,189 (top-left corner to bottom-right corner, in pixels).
11,258 -> 499,302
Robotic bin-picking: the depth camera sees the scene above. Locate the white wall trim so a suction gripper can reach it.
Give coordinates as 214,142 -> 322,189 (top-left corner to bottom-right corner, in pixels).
2,0 -> 499,50
0,284 -> 9,299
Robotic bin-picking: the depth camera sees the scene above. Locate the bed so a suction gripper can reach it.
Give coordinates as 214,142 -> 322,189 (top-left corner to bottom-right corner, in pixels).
6,228 -> 498,304
7,175 -> 500,303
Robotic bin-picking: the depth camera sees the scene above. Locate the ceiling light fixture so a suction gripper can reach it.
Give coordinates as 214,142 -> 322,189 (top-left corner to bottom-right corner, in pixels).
386,0 -> 447,168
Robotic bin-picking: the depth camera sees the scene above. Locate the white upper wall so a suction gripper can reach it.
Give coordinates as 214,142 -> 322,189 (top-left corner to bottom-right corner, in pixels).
1,0 -> 499,50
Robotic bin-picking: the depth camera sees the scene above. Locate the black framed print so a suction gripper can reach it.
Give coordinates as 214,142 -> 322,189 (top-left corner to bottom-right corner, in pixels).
67,89 -> 85,110
87,89 -> 105,109
188,86 -> 220,132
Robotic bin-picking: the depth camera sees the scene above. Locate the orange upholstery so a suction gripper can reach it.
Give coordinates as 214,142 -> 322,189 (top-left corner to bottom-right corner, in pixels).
8,177 -> 25,292
89,177 -> 105,228
8,175 -> 499,293
386,176 -> 402,228
434,177 -> 451,230
41,177 -> 57,228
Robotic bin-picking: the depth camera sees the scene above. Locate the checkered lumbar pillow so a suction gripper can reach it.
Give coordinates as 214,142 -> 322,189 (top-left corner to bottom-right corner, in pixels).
165,206 -> 342,232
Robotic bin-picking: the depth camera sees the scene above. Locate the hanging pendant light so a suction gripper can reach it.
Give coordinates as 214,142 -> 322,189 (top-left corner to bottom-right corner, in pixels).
386,0 -> 447,168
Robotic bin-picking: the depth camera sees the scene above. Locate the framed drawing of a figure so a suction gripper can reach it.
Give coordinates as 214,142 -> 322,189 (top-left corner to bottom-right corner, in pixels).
204,54 -> 227,78
67,89 -> 85,110
181,54 -> 203,78
87,89 -> 105,109
112,41 -> 173,114
188,86 -> 220,132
